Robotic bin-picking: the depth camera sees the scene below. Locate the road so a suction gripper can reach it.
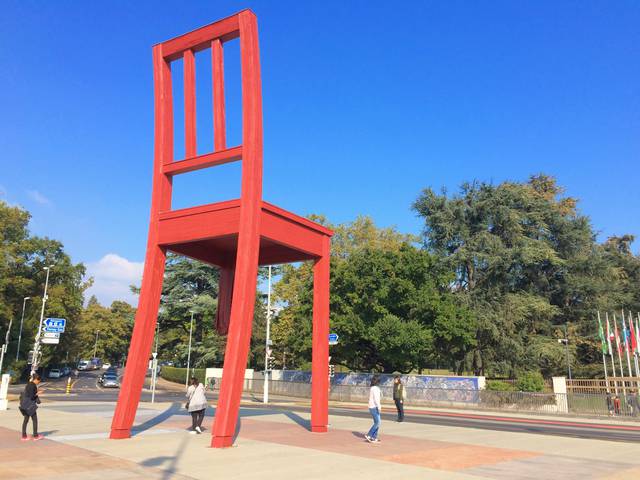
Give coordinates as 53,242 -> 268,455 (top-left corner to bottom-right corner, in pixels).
11,370 -> 640,443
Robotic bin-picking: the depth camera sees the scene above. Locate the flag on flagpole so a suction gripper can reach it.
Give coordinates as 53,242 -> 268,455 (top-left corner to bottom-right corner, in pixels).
636,316 -> 640,355
614,317 -> 622,356
606,317 -> 614,354
630,315 -> 638,354
598,312 -> 608,355
598,313 -> 608,355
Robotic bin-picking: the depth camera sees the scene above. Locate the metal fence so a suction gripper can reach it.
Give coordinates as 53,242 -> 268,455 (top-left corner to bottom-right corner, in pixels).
231,379 -> 640,419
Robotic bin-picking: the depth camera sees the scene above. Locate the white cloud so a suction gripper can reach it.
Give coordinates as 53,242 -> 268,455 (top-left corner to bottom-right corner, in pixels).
26,189 -> 52,206
85,254 -> 144,307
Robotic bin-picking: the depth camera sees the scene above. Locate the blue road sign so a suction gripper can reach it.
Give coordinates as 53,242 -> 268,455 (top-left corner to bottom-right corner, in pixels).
328,333 -> 339,344
44,318 -> 66,332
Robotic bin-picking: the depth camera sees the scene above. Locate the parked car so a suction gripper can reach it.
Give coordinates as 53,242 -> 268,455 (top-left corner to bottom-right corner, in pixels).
101,373 -> 119,388
102,363 -> 112,370
62,366 -> 71,376
77,360 -> 91,371
48,368 -> 62,379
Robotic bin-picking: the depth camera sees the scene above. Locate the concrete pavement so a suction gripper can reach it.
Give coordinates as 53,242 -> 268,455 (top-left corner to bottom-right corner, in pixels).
1,398 -> 639,479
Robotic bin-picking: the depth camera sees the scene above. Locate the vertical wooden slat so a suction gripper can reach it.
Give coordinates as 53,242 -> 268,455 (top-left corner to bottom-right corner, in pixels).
212,39 -> 226,151
184,49 -> 197,158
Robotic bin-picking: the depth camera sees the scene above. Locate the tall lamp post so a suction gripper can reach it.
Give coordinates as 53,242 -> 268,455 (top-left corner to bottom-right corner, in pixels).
263,265 -> 273,404
31,265 -> 54,375
16,297 -> 31,361
185,310 -> 195,387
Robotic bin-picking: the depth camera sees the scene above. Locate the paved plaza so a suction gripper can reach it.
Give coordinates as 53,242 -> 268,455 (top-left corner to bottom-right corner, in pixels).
1,399 -> 640,479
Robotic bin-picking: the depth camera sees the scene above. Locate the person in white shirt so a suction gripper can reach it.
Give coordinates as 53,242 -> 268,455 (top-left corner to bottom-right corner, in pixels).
186,377 -> 207,434
365,375 -> 382,443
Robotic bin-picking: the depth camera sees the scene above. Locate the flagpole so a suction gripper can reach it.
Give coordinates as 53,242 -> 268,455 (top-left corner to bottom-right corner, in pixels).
622,309 -> 634,392
598,311 -> 610,392
613,313 -> 627,398
629,311 -> 640,388
606,312 -> 618,394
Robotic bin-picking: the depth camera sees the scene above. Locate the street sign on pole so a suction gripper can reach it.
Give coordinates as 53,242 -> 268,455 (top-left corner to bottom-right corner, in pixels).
44,318 -> 66,332
41,337 -> 60,345
328,333 -> 339,345
43,332 -> 60,339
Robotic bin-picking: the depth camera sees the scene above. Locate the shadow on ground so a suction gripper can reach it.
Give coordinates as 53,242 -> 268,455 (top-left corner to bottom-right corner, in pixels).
132,402 -> 182,436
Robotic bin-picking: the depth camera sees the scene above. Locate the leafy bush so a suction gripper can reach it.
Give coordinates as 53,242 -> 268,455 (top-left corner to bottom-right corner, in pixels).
160,366 -> 206,385
515,371 -> 544,392
486,380 -> 516,392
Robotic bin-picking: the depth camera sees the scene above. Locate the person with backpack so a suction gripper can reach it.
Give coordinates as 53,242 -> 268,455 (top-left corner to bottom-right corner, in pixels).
365,375 -> 382,443
393,374 -> 406,422
186,377 -> 207,434
19,373 -> 43,441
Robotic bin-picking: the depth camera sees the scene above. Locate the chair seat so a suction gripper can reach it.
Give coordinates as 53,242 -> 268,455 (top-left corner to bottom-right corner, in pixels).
158,199 -> 333,267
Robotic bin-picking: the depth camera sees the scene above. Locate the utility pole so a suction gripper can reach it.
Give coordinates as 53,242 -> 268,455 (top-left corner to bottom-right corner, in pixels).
560,324 -> 572,381
93,330 -> 100,358
186,311 -> 195,387
16,297 -> 31,361
31,265 -> 54,375
263,265 -> 272,404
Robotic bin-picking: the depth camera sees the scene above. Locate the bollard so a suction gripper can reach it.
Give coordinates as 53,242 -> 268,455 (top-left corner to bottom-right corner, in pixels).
66,377 -> 72,394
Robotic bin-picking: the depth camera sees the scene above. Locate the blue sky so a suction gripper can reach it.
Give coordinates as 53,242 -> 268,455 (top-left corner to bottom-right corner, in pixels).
1,1 -> 638,304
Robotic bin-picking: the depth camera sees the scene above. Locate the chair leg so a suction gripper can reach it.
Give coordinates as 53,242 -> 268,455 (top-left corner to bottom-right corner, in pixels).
215,266 -> 235,336
311,236 -> 330,433
211,235 -> 260,448
110,245 -> 166,439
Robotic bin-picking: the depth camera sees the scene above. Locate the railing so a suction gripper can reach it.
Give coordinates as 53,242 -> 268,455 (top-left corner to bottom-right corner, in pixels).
217,379 -> 640,419
567,377 -> 640,394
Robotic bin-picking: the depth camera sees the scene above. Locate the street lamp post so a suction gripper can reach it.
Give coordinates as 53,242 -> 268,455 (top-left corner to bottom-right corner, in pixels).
16,297 -> 31,361
263,265 -> 272,404
93,330 -> 100,359
563,324 -> 572,381
31,265 -> 54,375
185,311 -> 195,387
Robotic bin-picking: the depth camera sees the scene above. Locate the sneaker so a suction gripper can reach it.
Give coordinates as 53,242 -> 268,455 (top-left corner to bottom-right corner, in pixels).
32,434 -> 44,441
364,434 -> 372,442
195,426 -> 202,434
20,436 -> 29,442
371,438 -> 381,444
189,430 -> 197,435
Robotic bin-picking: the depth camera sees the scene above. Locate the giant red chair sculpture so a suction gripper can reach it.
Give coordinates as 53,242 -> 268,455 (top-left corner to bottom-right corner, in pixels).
109,10 -> 333,448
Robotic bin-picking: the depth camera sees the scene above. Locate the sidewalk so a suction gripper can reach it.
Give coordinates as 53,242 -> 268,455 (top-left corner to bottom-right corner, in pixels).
1,398 -> 640,479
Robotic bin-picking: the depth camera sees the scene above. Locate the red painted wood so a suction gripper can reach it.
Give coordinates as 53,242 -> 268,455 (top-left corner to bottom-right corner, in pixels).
311,235 -> 330,433
112,10 -> 333,449
216,267 -> 235,335
212,39 -> 226,151
110,45 -> 173,439
162,14 -> 240,61
211,10 -> 264,449
163,146 -> 242,175
184,49 -> 196,158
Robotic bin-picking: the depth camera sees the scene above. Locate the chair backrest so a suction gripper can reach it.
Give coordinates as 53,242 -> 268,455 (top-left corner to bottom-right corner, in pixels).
150,10 -> 263,215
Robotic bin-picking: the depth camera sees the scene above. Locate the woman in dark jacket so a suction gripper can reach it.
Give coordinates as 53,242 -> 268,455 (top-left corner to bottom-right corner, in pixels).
19,373 -> 43,441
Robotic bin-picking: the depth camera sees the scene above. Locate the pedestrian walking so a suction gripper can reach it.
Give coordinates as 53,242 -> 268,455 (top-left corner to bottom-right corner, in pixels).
365,375 -> 381,443
19,373 -> 43,441
186,377 -> 207,434
393,374 -> 406,422
606,390 -> 614,416
613,395 -> 621,415
630,390 -> 640,417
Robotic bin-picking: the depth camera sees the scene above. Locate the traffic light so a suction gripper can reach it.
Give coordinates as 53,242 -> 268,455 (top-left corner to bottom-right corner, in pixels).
329,364 -> 335,378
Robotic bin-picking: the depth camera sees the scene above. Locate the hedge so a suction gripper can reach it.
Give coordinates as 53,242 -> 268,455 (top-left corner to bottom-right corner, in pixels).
160,366 -> 206,385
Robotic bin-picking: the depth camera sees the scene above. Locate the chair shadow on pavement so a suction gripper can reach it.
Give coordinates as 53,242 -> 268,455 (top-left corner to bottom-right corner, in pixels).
283,411 -> 311,431
140,432 -> 190,480
131,401 -> 182,436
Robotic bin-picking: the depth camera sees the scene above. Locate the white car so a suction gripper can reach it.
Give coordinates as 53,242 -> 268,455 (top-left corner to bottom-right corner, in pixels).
48,368 -> 62,379
102,363 -> 112,370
